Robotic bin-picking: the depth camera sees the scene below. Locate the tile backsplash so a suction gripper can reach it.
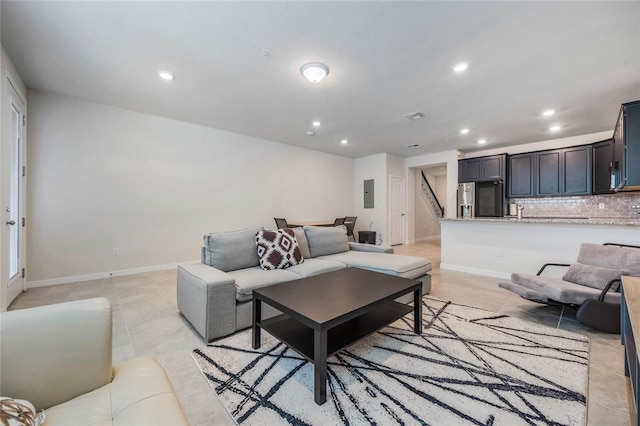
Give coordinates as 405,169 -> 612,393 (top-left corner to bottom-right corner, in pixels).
509,193 -> 640,219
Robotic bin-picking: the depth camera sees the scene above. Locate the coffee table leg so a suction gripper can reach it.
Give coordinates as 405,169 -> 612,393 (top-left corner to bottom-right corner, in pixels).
252,297 -> 261,349
414,288 -> 422,334
314,328 -> 328,405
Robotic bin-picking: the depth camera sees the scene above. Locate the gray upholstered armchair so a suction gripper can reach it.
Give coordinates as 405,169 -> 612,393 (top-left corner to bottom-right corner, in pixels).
499,243 -> 640,333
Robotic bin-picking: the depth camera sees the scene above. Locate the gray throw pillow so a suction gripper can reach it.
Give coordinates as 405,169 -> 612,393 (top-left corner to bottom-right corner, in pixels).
292,227 -> 311,259
304,225 -> 349,258
562,262 -> 624,290
203,227 -> 263,272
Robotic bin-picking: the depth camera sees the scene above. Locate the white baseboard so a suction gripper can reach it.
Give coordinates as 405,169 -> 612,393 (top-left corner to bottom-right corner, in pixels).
439,263 -> 511,280
415,235 -> 441,242
27,261 -> 197,288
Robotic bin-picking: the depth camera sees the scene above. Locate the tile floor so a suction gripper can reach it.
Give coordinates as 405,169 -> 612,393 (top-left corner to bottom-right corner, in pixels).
9,239 -> 631,425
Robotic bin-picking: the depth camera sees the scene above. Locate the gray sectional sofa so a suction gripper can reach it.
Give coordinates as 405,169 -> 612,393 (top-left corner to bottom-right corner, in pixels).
177,225 -> 432,341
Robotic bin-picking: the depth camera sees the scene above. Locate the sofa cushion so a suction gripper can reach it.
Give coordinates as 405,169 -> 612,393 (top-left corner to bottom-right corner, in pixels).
203,227 -> 263,272
498,281 -> 549,303
511,273 -> 621,305
318,251 -> 431,279
292,227 -> 311,259
229,267 -> 300,302
576,243 -> 640,277
562,263 -> 623,290
43,356 -> 188,426
304,225 -> 349,257
286,258 -> 346,278
255,229 -> 303,271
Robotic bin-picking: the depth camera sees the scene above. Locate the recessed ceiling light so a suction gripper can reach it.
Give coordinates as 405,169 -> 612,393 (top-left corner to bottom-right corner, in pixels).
453,62 -> 468,73
460,128 -> 469,135
340,139 -> 348,145
158,71 -> 175,80
407,144 -> 421,149
550,125 -> 562,132
300,62 -> 329,83
542,109 -> 555,117
312,121 -> 321,127
306,131 -> 315,136
477,139 -> 487,145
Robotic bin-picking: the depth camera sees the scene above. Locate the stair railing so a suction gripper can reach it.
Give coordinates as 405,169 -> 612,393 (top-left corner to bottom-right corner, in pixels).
420,171 -> 445,218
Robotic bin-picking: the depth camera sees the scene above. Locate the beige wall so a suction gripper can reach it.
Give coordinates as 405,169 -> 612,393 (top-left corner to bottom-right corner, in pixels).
353,153 -> 387,244
27,91 -> 354,285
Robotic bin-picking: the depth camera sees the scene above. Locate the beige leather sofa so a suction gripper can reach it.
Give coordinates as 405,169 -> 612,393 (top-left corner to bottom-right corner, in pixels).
0,298 -> 189,425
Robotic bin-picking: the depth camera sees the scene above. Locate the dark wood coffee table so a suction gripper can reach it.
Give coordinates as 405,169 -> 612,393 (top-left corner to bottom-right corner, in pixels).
252,267 -> 422,405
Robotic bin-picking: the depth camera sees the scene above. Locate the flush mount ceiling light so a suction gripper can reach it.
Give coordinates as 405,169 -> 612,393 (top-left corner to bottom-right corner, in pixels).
312,121 -> 321,127
477,139 -> 487,145
306,131 -> 315,136
158,71 -> 175,80
550,125 -> 562,132
340,139 -> 348,145
301,63 -> 329,83
460,128 -> 469,135
542,109 -> 555,117
453,62 -> 468,73
403,111 -> 425,120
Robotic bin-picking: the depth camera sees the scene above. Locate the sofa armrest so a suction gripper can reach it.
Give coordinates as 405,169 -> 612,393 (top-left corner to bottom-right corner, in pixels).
536,263 -> 570,276
348,242 -> 394,254
177,262 -> 237,342
0,298 -> 112,411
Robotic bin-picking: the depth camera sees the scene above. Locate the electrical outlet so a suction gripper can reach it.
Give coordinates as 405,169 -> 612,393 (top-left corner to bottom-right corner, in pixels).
598,203 -> 605,209
112,248 -> 119,256
496,248 -> 503,257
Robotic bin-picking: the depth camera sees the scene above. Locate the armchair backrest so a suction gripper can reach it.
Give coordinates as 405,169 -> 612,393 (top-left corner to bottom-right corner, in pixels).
0,298 -> 113,410
577,243 -> 640,277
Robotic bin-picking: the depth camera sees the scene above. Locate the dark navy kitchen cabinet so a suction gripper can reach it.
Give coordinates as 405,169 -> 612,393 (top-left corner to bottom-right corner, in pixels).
592,139 -> 614,194
507,153 -> 535,198
458,154 -> 505,183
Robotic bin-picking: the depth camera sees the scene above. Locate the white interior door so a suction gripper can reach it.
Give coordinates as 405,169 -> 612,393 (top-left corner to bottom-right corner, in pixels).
2,73 -> 27,310
389,175 -> 405,246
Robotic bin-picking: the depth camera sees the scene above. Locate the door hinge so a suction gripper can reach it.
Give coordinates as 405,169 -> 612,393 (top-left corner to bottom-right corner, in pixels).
21,268 -> 25,278
22,217 -> 25,227
22,166 -> 26,177
23,115 -> 26,126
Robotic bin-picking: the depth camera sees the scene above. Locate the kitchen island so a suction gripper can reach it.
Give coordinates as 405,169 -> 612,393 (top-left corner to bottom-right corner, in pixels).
440,217 -> 640,279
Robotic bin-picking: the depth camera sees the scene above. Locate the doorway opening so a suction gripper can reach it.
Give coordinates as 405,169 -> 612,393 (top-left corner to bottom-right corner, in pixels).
414,163 -> 447,242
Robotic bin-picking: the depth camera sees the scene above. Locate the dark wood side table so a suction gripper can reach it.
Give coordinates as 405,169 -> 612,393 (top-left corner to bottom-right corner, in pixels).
252,268 -> 422,405
622,276 -> 640,425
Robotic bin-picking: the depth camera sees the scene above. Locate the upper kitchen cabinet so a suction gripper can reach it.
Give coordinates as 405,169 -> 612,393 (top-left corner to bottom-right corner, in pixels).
507,153 -> 535,197
562,145 -> 592,195
612,100 -> 640,191
458,154 -> 506,183
507,146 -> 592,198
536,149 -> 562,196
592,139 -> 614,194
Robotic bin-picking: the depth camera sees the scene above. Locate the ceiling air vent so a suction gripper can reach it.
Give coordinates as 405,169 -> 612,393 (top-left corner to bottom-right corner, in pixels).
403,111 -> 425,120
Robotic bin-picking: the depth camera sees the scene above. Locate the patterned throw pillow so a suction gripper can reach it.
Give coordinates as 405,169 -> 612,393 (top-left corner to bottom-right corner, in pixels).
0,397 -> 45,426
255,229 -> 304,270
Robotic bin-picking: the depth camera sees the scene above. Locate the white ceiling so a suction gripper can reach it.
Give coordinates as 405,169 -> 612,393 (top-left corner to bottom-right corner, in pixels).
2,1 -> 639,159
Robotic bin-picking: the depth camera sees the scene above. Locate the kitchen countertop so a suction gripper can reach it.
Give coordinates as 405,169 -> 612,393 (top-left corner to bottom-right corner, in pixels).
440,216 -> 640,226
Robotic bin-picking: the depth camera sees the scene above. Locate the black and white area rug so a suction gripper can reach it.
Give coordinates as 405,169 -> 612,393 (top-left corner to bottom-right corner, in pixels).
192,298 -> 589,425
